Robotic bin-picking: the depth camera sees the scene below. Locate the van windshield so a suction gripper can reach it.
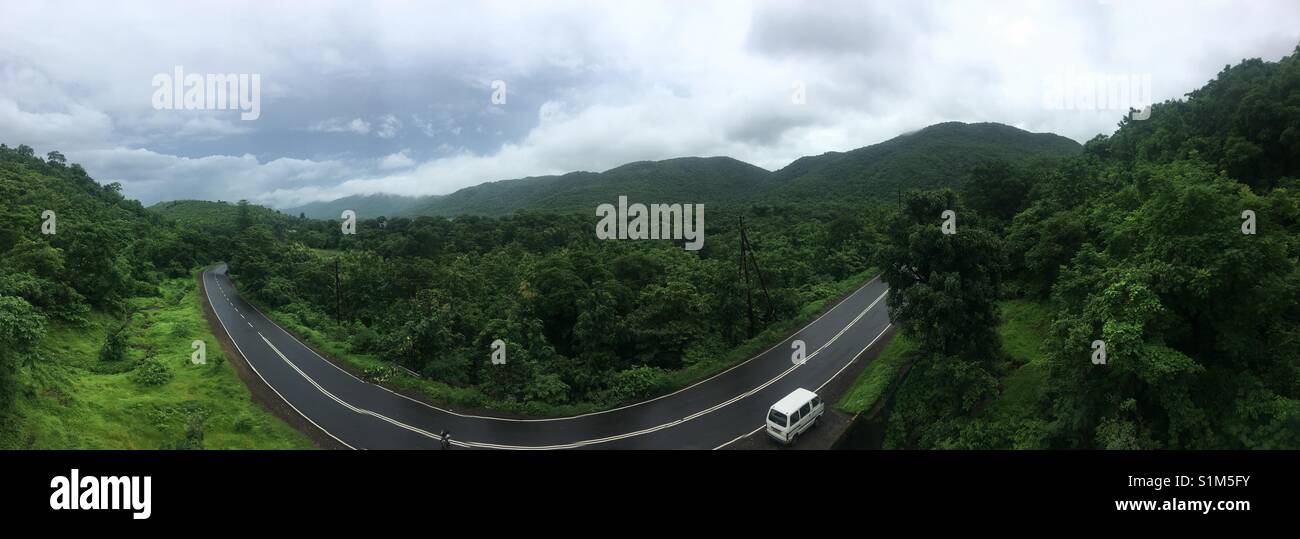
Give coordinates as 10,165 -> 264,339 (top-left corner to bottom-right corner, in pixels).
768,409 -> 788,427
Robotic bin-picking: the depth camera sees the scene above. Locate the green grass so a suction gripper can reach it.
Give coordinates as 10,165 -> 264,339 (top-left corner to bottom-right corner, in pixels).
981,299 -> 1051,422
835,299 -> 1054,418
835,332 -> 915,415
253,268 -> 880,418
0,274 -> 315,449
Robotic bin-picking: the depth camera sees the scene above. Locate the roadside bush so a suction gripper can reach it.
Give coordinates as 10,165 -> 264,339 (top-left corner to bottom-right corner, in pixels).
348,323 -> 380,353
130,357 -> 173,387
600,365 -> 670,405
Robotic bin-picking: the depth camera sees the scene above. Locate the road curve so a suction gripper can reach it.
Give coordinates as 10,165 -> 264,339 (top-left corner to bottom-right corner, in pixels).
202,263 -> 892,449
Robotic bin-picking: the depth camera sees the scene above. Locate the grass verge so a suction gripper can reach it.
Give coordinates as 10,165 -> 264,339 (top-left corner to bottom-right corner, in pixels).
981,299 -> 1051,423
836,299 -> 1053,419
834,332 -> 915,415
0,274 -> 315,449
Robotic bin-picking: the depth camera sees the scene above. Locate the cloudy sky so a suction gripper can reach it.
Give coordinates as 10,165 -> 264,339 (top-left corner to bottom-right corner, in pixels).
3,0 -> 1298,208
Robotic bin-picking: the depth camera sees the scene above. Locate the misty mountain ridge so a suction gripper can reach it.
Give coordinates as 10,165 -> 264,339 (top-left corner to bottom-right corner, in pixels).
271,121 -> 1081,218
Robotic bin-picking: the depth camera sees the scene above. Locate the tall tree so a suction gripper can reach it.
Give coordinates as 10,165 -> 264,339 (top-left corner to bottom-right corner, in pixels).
0,296 -> 46,410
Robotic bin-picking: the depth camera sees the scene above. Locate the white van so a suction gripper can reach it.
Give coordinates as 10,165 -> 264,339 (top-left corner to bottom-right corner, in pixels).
766,388 -> 824,445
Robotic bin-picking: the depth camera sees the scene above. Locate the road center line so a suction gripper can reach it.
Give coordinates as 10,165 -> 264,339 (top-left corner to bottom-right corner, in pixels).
210,265 -> 890,449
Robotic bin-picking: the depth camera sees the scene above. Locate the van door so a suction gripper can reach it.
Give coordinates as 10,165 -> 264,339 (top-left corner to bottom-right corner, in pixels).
796,401 -> 814,434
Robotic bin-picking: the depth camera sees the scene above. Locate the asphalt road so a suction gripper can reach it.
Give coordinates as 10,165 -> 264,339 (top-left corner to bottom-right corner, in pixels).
202,263 -> 892,449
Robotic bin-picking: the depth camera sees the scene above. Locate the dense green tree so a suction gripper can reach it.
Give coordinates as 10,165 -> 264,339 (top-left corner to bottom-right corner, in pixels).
0,296 -> 46,409
1042,161 -> 1300,449
874,189 -> 1008,448
230,225 -> 280,295
878,189 -> 1006,359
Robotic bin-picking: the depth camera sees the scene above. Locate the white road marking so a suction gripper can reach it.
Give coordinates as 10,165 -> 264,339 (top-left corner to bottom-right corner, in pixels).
718,426 -> 764,449
201,270 -> 355,450
209,266 -> 891,449
712,321 -> 894,450
258,334 -> 461,449
240,275 -> 887,424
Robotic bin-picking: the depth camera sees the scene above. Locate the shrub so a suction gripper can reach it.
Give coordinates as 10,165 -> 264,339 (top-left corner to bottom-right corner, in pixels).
99,325 -> 128,362
168,418 -> 205,450
130,357 -> 173,387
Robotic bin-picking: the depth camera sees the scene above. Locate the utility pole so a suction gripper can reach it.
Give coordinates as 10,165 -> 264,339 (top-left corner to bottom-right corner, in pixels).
739,216 -> 775,338
334,257 -> 342,324
741,216 -> 754,337
742,221 -> 775,324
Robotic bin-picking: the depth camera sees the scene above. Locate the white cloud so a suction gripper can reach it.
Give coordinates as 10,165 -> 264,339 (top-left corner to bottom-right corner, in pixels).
1,0 -> 1298,208
309,117 -> 371,135
375,114 -> 401,139
378,149 -> 415,170
69,147 -> 356,207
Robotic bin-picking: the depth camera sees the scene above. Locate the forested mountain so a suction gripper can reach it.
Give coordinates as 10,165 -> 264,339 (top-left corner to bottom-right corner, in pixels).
767,122 -> 1081,204
409,156 -> 771,216
283,122 -> 1078,218
285,193 -> 428,220
877,46 -> 1300,450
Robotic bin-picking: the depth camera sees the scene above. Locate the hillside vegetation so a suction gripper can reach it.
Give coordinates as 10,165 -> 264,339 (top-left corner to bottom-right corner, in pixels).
767,122 -> 1080,204
868,46 -> 1300,449
192,203 -> 883,415
0,145 -> 311,448
410,156 -> 772,217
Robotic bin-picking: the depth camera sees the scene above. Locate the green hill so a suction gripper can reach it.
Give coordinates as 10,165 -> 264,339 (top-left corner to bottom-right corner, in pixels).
284,193 -> 428,220
147,199 -> 338,257
765,122 -> 1081,204
150,199 -> 301,232
328,122 -> 1080,218
410,156 -> 772,216
0,145 -> 312,449
1,145 -> 179,315
849,46 -> 1300,450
